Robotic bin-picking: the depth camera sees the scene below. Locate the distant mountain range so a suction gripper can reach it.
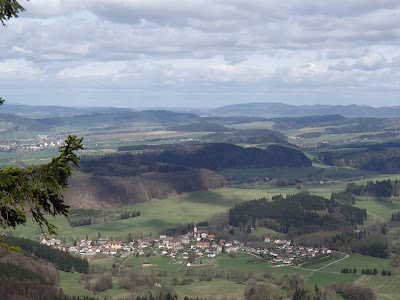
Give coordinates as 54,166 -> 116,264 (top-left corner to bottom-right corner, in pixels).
209,102 -> 400,118
0,103 -> 134,117
4,102 -> 400,118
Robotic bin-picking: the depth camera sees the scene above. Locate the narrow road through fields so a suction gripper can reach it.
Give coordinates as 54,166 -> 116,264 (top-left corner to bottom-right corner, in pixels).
239,251 -> 350,273
292,253 -> 349,272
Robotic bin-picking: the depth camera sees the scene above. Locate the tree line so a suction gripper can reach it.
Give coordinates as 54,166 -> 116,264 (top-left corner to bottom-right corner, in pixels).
67,209 -> 141,227
321,146 -> 400,171
346,179 -> 400,198
64,168 -> 226,209
228,192 -> 367,235
2,236 -> 89,273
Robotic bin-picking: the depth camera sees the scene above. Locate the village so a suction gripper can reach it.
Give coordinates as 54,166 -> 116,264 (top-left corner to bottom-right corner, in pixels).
0,134 -> 64,153
40,224 -> 333,267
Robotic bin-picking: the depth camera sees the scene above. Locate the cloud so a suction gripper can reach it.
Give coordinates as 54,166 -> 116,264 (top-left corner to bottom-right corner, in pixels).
2,1 -> 400,108
329,53 -> 389,71
11,46 -> 33,55
354,53 -> 388,70
0,59 -> 40,80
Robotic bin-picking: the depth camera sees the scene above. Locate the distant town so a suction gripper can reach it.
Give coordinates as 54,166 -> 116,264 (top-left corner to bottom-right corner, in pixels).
0,134 -> 64,153
40,224 -> 333,267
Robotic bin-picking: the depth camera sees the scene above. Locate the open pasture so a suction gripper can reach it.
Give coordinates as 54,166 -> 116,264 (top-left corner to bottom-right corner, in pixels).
305,272 -> 360,287
59,271 -> 92,298
173,278 -> 246,300
226,121 -> 275,130
321,253 -> 396,275
356,198 -> 400,222
8,188 -> 271,240
355,275 -> 400,300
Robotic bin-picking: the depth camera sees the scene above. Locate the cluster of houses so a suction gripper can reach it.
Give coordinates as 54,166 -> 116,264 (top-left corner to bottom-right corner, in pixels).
40,237 -> 127,256
39,227 -> 332,266
246,238 -> 333,265
0,135 -> 64,153
39,225 -> 222,258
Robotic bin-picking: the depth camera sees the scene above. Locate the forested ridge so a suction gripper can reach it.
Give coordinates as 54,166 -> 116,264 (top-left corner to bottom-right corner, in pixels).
270,114 -> 346,130
166,122 -> 233,132
156,143 -> 311,170
201,128 -> 290,146
113,143 -> 311,171
228,192 -> 367,235
0,246 -> 59,285
321,147 -> 400,171
346,179 -> 400,198
2,236 -> 89,274
64,168 -> 226,209
227,191 -> 392,258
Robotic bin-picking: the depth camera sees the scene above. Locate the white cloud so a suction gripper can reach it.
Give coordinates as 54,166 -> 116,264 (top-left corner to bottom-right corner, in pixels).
0,59 -> 40,80
2,1 -> 400,107
354,53 -> 388,70
11,46 -> 33,55
58,61 -> 126,78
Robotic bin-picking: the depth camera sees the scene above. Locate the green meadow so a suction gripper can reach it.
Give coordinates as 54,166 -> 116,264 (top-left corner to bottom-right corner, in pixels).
356,198 -> 400,221
355,276 -> 400,300
9,188 -> 272,241
173,278 -> 246,299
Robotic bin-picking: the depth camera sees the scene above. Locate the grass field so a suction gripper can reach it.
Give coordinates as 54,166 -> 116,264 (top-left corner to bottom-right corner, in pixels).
321,253 -> 395,275
356,198 -> 400,222
355,275 -> 400,300
306,272 -> 360,286
226,121 -> 275,130
57,251 -> 400,300
7,188 -> 271,241
173,278 -> 246,299
59,271 -> 92,297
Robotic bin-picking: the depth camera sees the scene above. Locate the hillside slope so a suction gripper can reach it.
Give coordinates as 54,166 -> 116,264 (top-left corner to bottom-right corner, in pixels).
63,168 -> 226,209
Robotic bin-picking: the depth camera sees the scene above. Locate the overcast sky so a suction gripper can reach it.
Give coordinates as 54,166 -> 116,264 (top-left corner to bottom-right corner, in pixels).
2,0 -> 400,108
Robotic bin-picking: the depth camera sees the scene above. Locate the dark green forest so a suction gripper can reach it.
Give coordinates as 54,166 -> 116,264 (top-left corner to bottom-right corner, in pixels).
64,168 -> 226,209
228,192 -> 367,235
2,236 -> 89,274
346,179 -> 400,198
320,144 -> 400,171
156,143 -> 311,170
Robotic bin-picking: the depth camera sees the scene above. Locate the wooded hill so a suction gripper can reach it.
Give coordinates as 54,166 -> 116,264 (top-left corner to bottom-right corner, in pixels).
0,236 -> 94,300
166,122 -> 234,132
210,102 -> 400,117
201,128 -> 290,146
155,143 -> 311,170
320,142 -> 400,171
0,114 -> 52,132
86,143 -> 310,173
63,168 -> 226,209
38,110 -> 201,127
346,179 -> 400,198
228,192 -> 367,235
0,109 -> 202,133
270,115 -> 346,130
271,115 -> 400,132
2,236 -> 89,274
69,142 -> 310,208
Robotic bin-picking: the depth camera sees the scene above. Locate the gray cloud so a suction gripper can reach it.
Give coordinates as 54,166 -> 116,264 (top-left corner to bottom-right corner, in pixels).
1,1 -> 400,108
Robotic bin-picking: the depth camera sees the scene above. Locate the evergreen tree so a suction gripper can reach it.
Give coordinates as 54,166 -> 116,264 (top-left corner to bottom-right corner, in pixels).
0,3 -> 83,251
0,0 -> 25,26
